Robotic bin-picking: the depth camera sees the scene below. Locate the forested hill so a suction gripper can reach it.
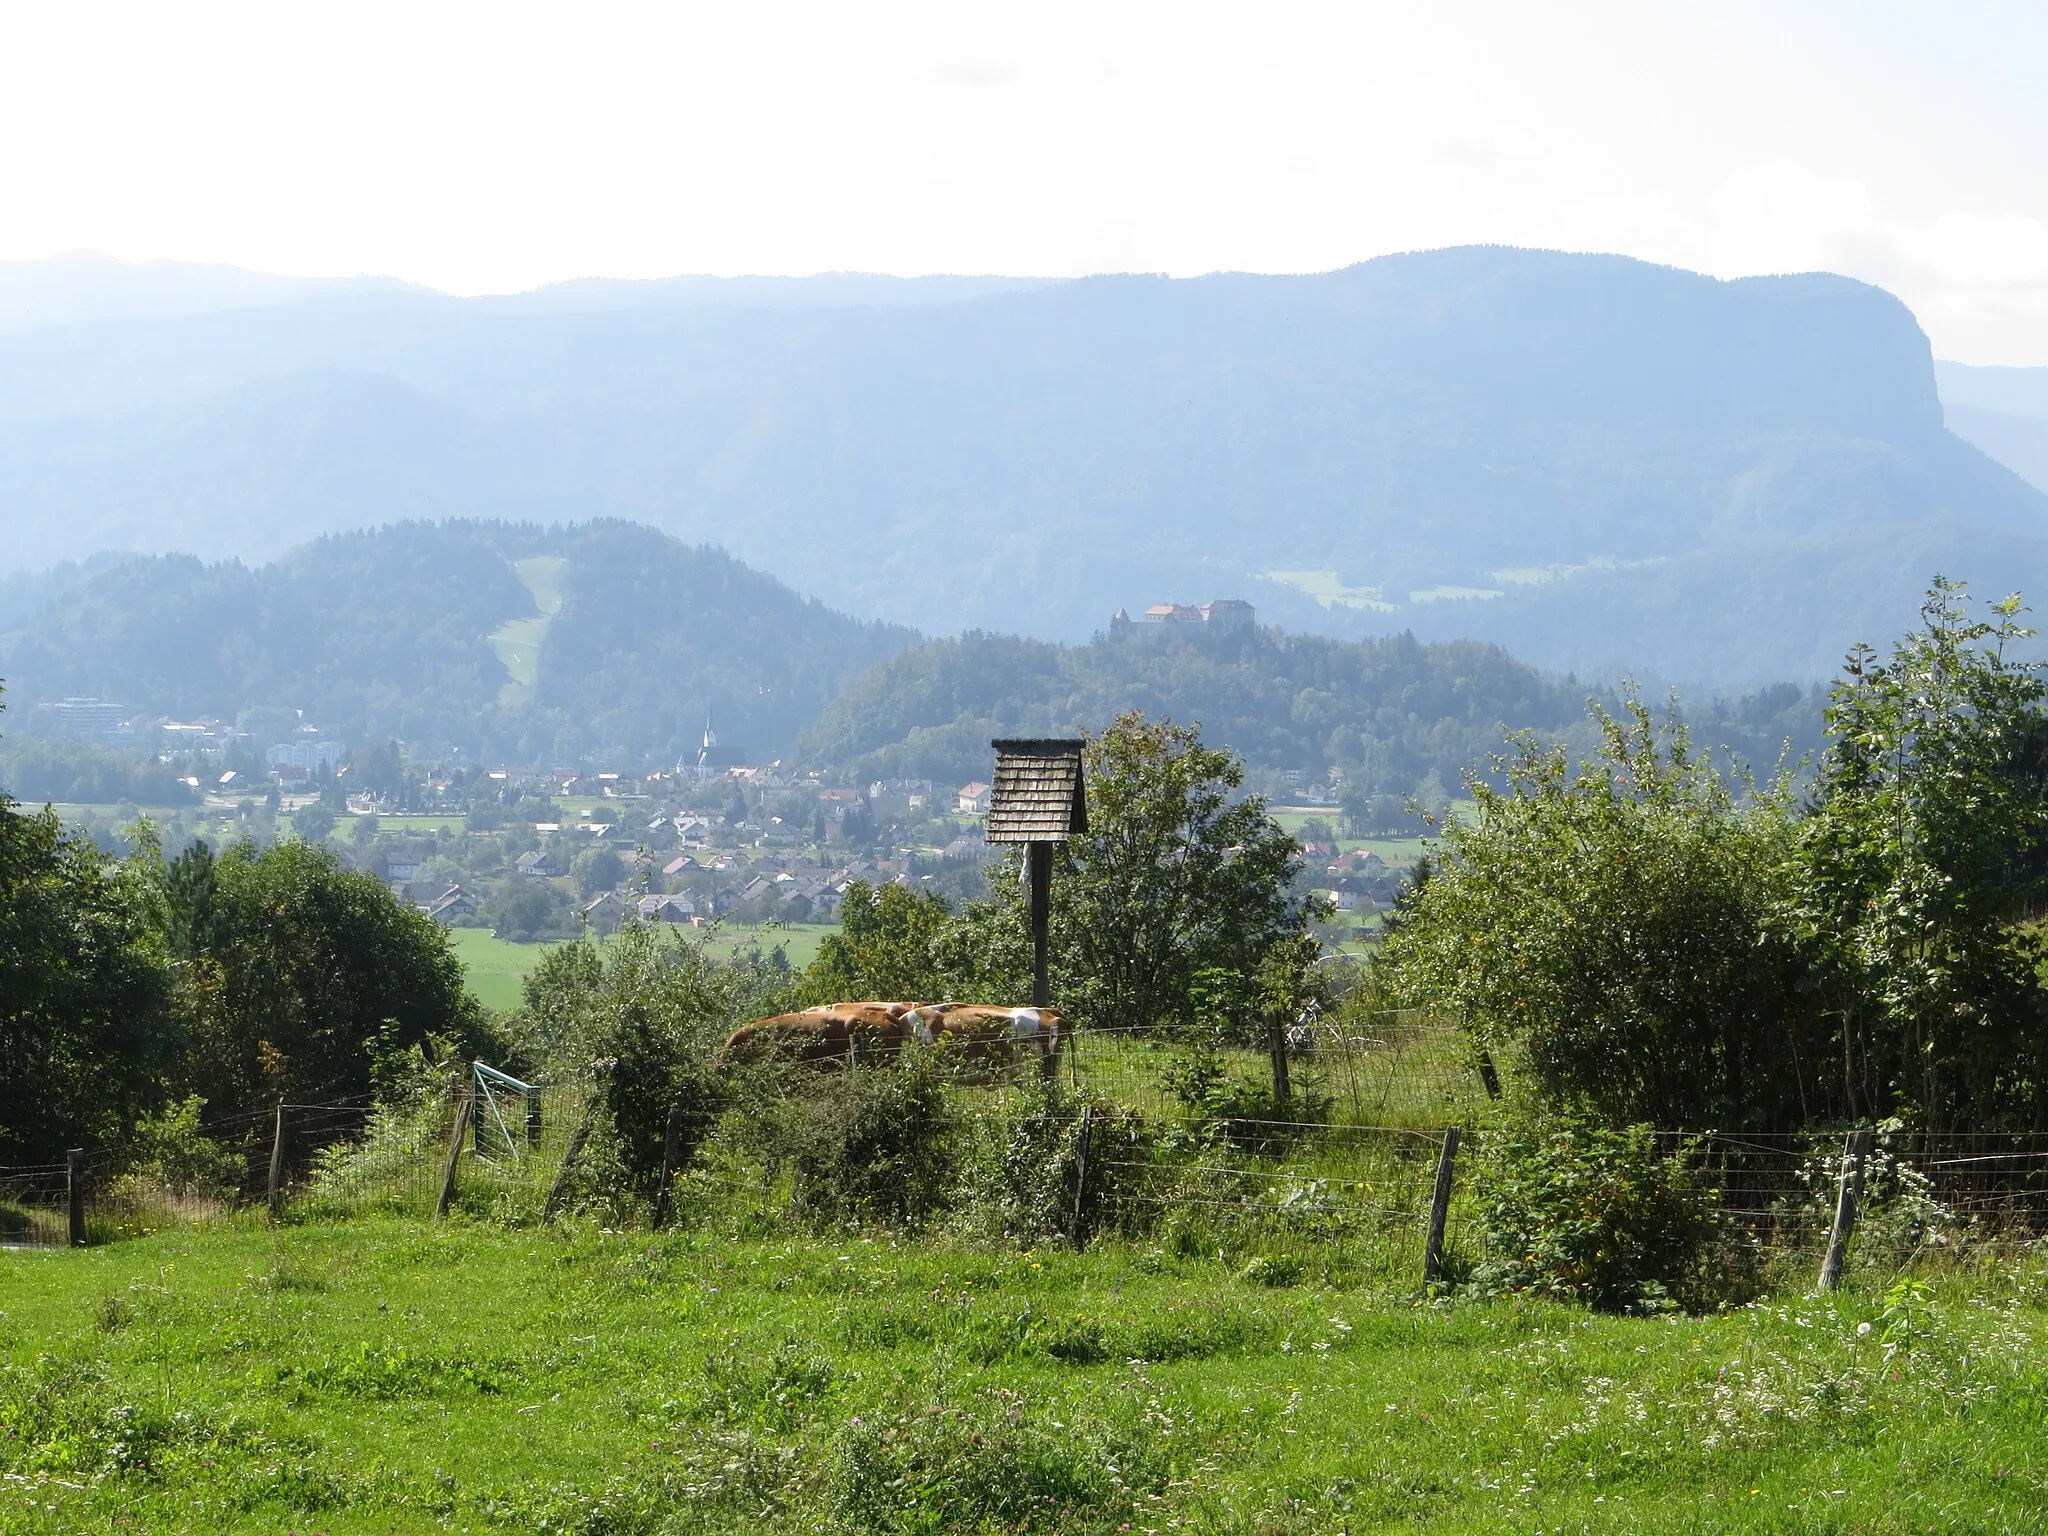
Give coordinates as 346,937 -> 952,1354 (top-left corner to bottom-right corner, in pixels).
3,247 -> 2043,689
797,624 -> 1825,791
0,521 -> 917,764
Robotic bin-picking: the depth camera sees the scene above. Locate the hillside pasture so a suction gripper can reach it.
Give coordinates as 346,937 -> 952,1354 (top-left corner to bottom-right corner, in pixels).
3,1219 -> 2044,1534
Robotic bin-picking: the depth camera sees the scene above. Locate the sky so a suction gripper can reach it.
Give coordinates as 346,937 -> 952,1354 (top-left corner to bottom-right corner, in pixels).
1,1 -> 2044,362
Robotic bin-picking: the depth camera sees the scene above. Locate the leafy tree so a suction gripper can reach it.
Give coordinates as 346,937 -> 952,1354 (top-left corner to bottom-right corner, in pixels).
510,927 -> 800,1195
175,839 -> 488,1124
355,741 -> 405,797
1062,714 -> 1306,1033
161,838 -> 222,959
1339,784 -> 1409,837
1469,1102 -> 1745,1314
0,737 -> 200,807
807,882 -> 955,1002
1376,695 -> 1813,1129
571,843 -> 624,898
1797,579 -> 2048,1130
0,800 -> 175,1161
947,714 -> 1307,1030
293,804 -> 336,843
482,879 -> 578,943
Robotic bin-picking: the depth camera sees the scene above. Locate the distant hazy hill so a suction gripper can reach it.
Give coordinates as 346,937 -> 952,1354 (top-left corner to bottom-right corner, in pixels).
0,521 -> 916,762
1939,360 -> 2048,497
798,623 -> 1823,790
3,247 -> 2044,687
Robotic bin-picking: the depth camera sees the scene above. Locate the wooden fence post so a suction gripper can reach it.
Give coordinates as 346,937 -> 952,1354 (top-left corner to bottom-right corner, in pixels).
1475,1050 -> 1503,1100
435,1090 -> 473,1221
1818,1127 -> 1873,1292
653,1106 -> 684,1227
1268,1013 -> 1291,1106
266,1104 -> 288,1218
67,1149 -> 86,1248
1422,1126 -> 1462,1287
1068,1105 -> 1095,1247
526,1090 -> 543,1146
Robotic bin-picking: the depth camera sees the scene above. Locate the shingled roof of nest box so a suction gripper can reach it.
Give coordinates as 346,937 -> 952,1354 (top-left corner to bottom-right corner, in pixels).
986,739 -> 1087,843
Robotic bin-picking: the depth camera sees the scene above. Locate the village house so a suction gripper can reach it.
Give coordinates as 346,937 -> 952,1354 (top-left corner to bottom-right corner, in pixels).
424,885 -> 480,926
582,891 -> 625,936
635,892 -> 697,924
955,781 -> 992,815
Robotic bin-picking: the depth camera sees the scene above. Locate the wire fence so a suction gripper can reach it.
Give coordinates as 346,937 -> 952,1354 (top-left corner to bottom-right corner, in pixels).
1062,1012 -> 1495,1130
10,1033 -> 2048,1280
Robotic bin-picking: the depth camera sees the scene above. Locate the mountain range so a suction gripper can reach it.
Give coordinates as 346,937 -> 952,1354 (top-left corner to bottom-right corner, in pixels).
0,518 -> 1829,793
0,521 -> 913,766
2,247 -> 2047,689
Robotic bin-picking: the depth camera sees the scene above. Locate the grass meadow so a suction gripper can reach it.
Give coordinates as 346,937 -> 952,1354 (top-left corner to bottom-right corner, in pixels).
4,1218 -> 2046,1534
447,924 -> 840,1013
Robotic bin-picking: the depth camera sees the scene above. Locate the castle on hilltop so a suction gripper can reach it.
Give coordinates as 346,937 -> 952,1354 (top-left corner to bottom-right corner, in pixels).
1110,598 -> 1256,634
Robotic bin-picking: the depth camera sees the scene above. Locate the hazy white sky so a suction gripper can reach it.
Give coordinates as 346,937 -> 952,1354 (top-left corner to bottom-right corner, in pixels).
2,0 -> 2045,361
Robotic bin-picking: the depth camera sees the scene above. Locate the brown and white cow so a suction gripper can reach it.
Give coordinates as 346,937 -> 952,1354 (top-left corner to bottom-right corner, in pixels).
900,1003 -> 1071,1081
716,1000 -> 926,1070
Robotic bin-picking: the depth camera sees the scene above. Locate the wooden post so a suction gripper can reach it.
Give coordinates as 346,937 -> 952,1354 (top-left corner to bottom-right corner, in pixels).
1068,1105 -> 1095,1247
67,1149 -> 86,1248
1475,1050 -> 1502,1100
1422,1126 -> 1462,1287
1268,1012 -> 1292,1106
526,1090 -> 543,1146
1818,1127 -> 1872,1292
266,1104 -> 288,1218
542,1095 -> 601,1222
471,1069 -> 485,1153
435,1091 -> 473,1221
1027,841 -> 1052,1010
653,1106 -> 684,1227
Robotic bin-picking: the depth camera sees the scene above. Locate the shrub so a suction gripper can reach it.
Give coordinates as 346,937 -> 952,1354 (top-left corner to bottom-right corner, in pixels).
119,1095 -> 245,1200
1784,1120 -> 1960,1258
956,1078 -> 1153,1245
779,1047 -> 959,1231
1237,1253 -> 1304,1287
1469,1104 -> 1753,1313
831,1388 -> 1171,1535
1159,1038 -> 1329,1157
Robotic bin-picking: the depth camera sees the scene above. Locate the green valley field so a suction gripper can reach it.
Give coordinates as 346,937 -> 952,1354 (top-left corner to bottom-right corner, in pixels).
447,924 -> 840,1013
3,1220 -> 2044,1534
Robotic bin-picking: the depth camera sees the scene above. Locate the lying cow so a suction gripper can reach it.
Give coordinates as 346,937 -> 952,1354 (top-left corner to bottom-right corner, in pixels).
900,1003 -> 1071,1081
716,1001 -> 924,1070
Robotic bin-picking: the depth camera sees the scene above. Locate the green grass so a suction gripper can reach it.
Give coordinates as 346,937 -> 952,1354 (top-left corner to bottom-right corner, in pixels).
446,927 -> 563,1012
5,1219 -> 2044,1533
447,924 -> 840,1013
1260,568 -> 1395,611
488,555 -> 569,706
700,921 -> 836,969
1271,806 -> 1472,867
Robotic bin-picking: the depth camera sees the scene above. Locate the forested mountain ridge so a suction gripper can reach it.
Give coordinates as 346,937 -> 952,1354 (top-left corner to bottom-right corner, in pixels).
2,247 -> 2042,688
0,521 -> 917,763
798,623 -> 1825,790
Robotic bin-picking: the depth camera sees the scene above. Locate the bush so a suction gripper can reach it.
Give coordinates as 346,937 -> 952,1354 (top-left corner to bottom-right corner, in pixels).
785,1048 -> 959,1231
1159,1037 -> 1329,1158
831,1387 -> 1172,1535
956,1078 -> 1152,1245
1469,1104 -> 1754,1314
119,1095 -> 245,1200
